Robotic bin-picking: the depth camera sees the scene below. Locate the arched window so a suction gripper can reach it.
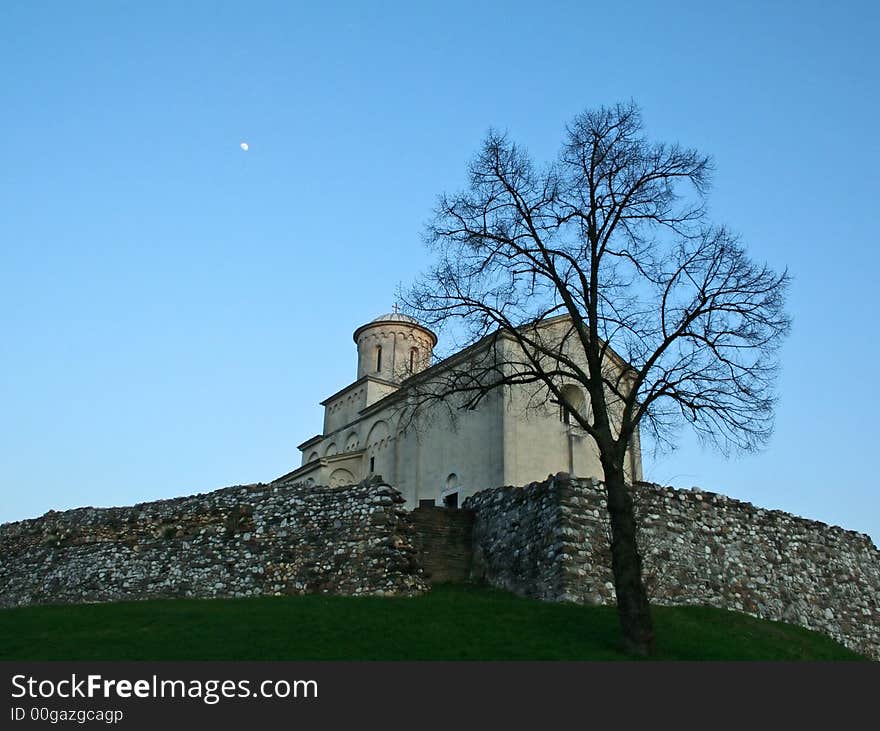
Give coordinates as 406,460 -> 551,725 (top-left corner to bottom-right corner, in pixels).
409,348 -> 418,373
376,345 -> 383,372
559,384 -> 586,425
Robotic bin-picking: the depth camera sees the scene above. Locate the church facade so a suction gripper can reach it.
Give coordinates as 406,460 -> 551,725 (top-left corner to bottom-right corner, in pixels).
283,312 -> 642,509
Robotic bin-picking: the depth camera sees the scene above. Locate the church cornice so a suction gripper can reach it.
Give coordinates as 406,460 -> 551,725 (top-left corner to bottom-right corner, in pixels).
275,449 -> 368,483
297,434 -> 324,451
353,318 -> 438,347
319,375 -> 400,407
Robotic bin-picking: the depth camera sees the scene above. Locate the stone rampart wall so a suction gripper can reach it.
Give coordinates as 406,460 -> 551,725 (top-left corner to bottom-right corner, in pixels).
465,475 -> 880,660
0,477 -> 426,607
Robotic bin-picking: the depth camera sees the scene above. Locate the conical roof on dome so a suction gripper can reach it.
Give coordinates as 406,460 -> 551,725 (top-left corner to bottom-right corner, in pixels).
371,312 -> 419,324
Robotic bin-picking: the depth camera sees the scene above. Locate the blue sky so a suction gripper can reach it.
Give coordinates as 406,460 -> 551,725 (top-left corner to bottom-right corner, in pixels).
1,1 -> 878,543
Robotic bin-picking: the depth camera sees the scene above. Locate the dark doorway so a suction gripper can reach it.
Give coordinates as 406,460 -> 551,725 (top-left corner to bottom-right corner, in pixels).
443,492 -> 459,509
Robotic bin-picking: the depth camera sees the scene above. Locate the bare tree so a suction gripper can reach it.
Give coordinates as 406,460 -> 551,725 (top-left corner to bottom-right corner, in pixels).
402,102 -> 790,656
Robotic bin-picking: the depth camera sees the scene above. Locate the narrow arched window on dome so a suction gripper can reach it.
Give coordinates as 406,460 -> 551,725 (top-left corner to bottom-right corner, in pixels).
376,345 -> 383,372
409,348 -> 418,373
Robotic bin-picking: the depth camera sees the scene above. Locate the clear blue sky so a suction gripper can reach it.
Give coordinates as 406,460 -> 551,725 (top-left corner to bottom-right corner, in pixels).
1,1 -> 878,543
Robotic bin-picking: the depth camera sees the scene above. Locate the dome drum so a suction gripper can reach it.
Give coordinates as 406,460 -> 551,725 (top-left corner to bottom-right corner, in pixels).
353,313 -> 437,383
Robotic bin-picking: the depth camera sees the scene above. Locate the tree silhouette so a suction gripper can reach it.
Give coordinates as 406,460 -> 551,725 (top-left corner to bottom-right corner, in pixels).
404,101 -> 790,655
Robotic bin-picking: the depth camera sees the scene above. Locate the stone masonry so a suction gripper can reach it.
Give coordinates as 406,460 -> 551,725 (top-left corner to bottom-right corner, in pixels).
0,477 -> 426,607
2,473 -> 878,660
465,474 -> 880,660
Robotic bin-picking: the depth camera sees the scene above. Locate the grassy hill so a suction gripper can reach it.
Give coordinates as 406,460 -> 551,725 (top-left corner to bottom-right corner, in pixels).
0,585 -> 866,661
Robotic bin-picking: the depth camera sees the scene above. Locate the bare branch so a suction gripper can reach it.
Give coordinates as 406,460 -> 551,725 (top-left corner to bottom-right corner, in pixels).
399,101 -> 790,656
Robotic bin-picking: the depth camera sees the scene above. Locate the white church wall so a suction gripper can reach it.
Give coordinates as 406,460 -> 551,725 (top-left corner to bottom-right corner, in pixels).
495,329 -> 637,485
391,389 -> 505,508
364,379 -> 398,407
502,380 -> 604,484
323,383 -> 368,435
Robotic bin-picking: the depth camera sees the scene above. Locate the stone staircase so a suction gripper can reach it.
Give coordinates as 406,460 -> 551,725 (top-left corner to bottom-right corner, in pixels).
410,506 -> 475,584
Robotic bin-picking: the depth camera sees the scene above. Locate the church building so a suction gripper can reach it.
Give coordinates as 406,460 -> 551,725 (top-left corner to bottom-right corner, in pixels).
283,312 -> 642,508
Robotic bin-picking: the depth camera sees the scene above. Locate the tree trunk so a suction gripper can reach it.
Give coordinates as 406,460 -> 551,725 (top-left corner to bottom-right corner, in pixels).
602,459 -> 655,656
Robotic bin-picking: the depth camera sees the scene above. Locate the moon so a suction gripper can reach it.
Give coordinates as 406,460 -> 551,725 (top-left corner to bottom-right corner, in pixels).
240,142 -> 249,151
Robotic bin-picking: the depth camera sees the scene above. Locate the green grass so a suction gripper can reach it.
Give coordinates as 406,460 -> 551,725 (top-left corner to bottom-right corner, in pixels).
0,585 -> 866,660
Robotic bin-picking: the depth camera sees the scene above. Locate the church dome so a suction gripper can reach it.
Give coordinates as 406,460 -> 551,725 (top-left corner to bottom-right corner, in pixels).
352,311 -> 438,382
371,312 -> 420,325
353,311 -> 438,346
